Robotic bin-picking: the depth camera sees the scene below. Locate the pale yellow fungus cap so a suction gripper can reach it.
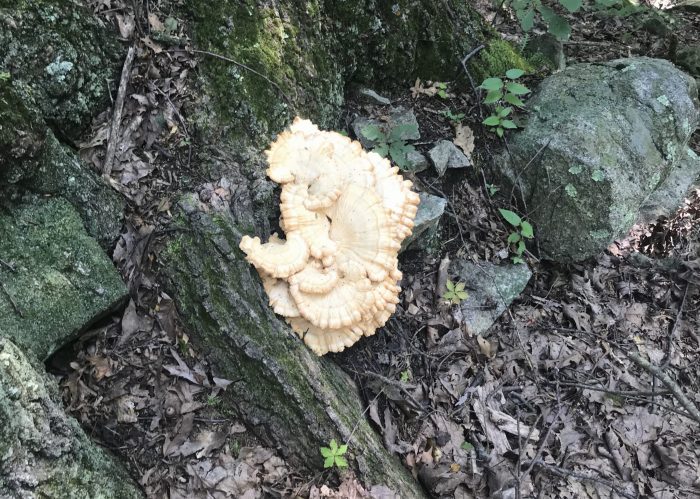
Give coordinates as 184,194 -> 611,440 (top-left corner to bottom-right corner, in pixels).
239,117 -> 420,355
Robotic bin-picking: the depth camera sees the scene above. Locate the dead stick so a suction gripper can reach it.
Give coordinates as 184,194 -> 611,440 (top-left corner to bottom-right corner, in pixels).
626,351 -> 700,424
103,46 -> 136,177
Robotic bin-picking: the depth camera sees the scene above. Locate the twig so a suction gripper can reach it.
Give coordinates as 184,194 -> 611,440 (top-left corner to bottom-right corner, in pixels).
459,44 -> 485,120
104,45 -> 136,177
529,461 -> 637,499
625,351 -> 700,424
0,258 -> 15,272
192,49 -> 294,109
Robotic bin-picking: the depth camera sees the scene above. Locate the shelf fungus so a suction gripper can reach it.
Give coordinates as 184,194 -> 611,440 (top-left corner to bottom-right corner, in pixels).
240,118 -> 420,355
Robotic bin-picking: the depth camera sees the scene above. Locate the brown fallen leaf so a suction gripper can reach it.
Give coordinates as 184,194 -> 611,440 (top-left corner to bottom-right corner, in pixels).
454,124 -> 475,157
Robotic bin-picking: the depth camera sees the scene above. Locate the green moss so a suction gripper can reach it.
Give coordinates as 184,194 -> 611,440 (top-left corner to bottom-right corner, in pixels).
471,39 -> 533,82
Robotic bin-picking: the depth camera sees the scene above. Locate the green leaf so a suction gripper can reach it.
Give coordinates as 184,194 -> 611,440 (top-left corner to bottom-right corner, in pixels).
517,240 -> 526,255
483,90 -> 502,104
324,456 -> 335,468
499,208 -> 522,227
498,107 -> 512,117
512,256 -> 525,264
501,120 -> 518,129
507,232 -> 521,244
505,68 -> 526,79
454,282 -> 465,292
361,124 -> 385,141
483,115 -> 501,126
461,442 -> 474,451
320,447 -> 332,457
480,77 -> 504,91
374,144 -> 389,157
505,82 -> 530,95
456,290 -> 468,300
591,169 -> 605,182
334,456 -> 349,468
504,93 -> 526,107
559,0 -> 582,12
329,439 -> 338,452
568,165 -> 583,174
548,14 -> 572,40
496,127 -> 504,137
517,7 -> 535,32
565,183 -> 578,197
537,4 -> 556,22
520,221 -> 534,238
337,444 -> 348,455
389,124 -> 419,142
446,280 -> 455,291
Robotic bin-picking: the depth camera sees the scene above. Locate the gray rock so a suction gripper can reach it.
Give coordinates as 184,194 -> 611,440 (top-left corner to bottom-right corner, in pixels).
0,0 -> 121,140
0,198 -> 128,360
499,57 -> 699,262
674,0 -> 700,13
406,149 -> 429,173
429,140 -> 471,176
0,76 -> 124,250
451,260 -> 532,337
401,192 -> 447,251
640,147 -> 700,222
524,33 -> 565,71
351,116 -> 382,149
0,337 -> 143,498
358,88 -> 391,105
387,107 -> 421,141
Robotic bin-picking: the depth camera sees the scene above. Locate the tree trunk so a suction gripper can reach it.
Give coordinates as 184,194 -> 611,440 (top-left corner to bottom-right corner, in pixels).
161,0 -> 526,494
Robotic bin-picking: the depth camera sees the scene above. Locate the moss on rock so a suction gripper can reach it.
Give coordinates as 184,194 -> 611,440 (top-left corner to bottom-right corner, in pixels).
0,197 -> 128,360
0,0 -> 122,140
0,337 -> 143,498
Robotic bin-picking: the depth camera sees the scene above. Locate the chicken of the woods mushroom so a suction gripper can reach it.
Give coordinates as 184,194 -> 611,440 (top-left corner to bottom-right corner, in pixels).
239,117 -> 420,355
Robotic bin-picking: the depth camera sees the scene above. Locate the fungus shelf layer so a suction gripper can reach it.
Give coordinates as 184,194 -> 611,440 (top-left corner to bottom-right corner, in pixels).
240,118 -> 420,355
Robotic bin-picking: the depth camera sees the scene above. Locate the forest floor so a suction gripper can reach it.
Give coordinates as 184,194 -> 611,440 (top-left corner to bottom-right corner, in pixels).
56,1 -> 699,498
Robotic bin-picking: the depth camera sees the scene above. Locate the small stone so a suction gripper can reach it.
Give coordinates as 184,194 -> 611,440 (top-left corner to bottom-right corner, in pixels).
401,192 -> 447,251
351,116 -> 382,149
451,260 -> 532,337
405,149 -> 429,173
429,140 -> 470,176
524,33 -> 565,71
387,107 -> 420,141
358,87 -> 391,106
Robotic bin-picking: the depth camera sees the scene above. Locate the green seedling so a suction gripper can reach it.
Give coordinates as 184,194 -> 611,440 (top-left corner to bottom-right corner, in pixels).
500,0 -> 583,40
480,69 -> 530,137
320,439 -> 349,469
443,280 -> 468,305
499,208 -> 534,264
441,109 -> 465,123
361,123 -> 418,172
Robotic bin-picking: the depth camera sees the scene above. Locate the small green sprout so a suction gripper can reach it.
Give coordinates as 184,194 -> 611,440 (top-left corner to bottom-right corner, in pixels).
480,69 -> 530,138
0,71 -> 10,81
320,439 -> 349,469
441,109 -> 465,123
443,280 -> 468,304
361,123 -> 418,172
499,208 -> 534,264
400,370 -> 411,382
486,183 -> 500,196
435,82 -> 449,99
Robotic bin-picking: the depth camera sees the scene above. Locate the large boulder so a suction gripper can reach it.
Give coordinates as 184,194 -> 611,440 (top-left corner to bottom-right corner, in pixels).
0,0 -> 122,141
0,337 -> 143,498
0,82 -> 124,248
0,198 -> 128,360
501,57 -> 699,262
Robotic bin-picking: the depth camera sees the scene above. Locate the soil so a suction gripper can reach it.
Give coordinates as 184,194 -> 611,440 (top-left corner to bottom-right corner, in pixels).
56,1 -> 699,498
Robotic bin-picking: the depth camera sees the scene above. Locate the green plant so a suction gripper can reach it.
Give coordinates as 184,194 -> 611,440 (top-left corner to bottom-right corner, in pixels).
480,69 -> 529,137
486,183 -> 500,196
361,124 -> 418,171
0,71 -> 10,81
435,82 -> 449,99
500,0 -> 583,40
400,370 -> 411,382
320,439 -> 349,469
443,280 -> 468,305
499,208 -> 534,264
441,109 -> 465,123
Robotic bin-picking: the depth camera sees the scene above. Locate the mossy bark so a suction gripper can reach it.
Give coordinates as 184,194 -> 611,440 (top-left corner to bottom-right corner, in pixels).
161,195 -> 425,497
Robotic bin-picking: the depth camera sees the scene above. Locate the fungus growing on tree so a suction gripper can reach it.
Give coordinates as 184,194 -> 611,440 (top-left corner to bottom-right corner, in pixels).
240,118 -> 420,355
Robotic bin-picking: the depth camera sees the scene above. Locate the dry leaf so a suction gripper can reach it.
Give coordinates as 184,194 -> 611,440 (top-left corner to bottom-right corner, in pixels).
454,124 -> 474,156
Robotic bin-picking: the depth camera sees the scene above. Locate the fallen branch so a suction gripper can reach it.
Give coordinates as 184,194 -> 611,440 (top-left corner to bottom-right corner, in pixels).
625,351 -> 700,424
103,45 -> 136,177
529,460 -> 637,499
